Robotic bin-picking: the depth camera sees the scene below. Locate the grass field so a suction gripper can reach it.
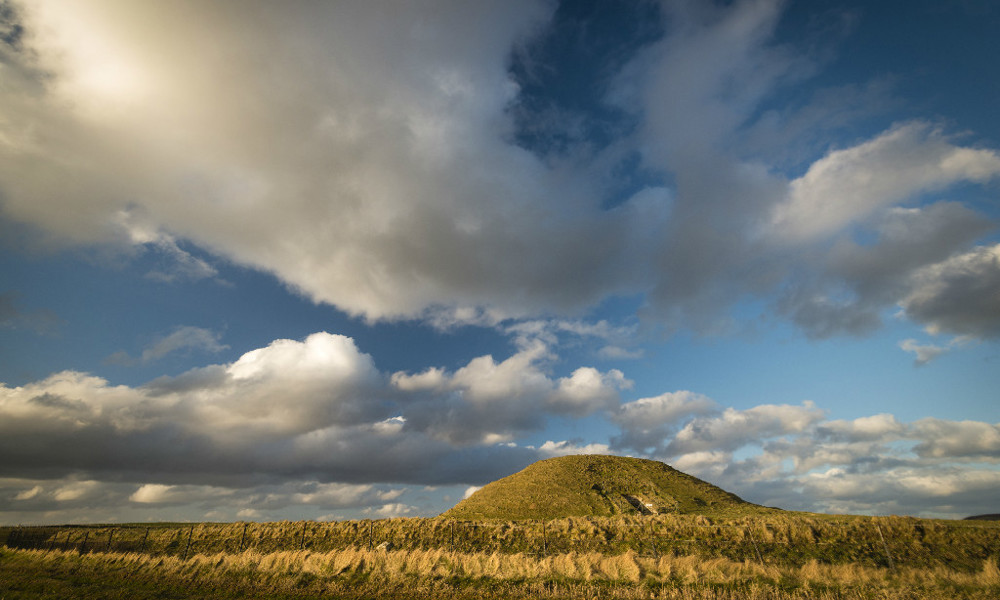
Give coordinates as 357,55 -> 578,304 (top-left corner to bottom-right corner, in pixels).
1,544 -> 998,599
2,513 -> 998,599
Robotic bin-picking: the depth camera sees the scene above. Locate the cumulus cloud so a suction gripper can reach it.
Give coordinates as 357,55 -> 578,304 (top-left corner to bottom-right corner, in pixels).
0,0 -> 655,323
911,419 -> 1000,460
113,208 -> 219,283
900,244 -> 1000,338
613,400 -> 1000,518
0,0 -> 995,341
391,339 -> 630,444
898,339 -> 948,366
537,440 -> 611,457
0,331 -> 625,492
1,0 -> 998,522
777,202 -> 995,339
817,414 -> 905,442
771,123 -> 1000,242
505,319 -> 644,361
364,503 -> 418,518
665,401 -> 825,455
2,475 -> 412,523
3,331 -> 998,520
611,391 -> 717,454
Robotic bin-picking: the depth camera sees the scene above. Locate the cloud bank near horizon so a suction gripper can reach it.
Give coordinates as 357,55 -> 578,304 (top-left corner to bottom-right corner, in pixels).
1,330 -> 996,522
0,0 -> 998,340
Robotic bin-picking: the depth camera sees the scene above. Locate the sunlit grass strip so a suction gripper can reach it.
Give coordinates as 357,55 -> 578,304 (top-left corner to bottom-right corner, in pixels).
4,513 -> 999,572
2,545 -> 999,599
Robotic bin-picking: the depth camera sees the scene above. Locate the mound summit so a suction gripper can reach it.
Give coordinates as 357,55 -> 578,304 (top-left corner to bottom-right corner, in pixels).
442,455 -> 758,520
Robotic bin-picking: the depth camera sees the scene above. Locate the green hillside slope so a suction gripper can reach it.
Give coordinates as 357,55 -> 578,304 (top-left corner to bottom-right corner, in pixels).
442,454 -> 760,520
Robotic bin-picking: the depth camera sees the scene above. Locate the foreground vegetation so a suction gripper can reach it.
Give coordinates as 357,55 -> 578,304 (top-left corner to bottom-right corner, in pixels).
2,544 -> 999,599
2,513 -> 998,599
4,513 -> 998,570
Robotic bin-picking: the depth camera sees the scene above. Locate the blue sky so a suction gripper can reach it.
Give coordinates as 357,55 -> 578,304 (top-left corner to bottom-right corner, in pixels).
0,0 -> 998,524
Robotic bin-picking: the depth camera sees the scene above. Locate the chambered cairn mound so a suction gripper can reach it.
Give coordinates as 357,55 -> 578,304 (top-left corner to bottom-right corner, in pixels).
442,454 -> 763,520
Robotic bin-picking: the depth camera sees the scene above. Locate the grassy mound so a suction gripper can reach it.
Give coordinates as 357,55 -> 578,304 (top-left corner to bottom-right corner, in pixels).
441,454 -> 759,520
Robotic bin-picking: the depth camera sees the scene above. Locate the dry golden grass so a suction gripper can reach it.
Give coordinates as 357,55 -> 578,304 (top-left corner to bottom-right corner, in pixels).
3,543 -> 1000,599
3,513 -> 999,599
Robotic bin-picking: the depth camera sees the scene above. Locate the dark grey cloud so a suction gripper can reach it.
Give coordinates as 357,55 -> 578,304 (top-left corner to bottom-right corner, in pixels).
776,202 -> 995,339
900,244 -> 1000,338
0,291 -> 60,335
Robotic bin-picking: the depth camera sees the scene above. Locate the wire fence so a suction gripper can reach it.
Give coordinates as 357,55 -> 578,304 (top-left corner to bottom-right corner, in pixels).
3,515 -> 998,571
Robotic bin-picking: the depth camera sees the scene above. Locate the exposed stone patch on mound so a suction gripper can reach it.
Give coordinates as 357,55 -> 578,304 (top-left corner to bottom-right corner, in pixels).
442,454 -> 759,520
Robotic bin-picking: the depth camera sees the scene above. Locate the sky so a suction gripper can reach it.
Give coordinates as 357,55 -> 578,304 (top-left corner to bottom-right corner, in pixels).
0,0 -> 998,524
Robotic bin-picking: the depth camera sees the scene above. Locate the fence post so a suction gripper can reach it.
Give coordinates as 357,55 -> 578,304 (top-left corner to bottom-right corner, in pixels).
107,528 -> 114,552
183,525 -> 194,560
542,521 -> 548,557
300,522 -> 307,550
79,531 -> 89,555
649,521 -> 659,559
141,528 -> 149,553
238,523 -> 248,553
875,521 -> 894,569
368,521 -> 373,551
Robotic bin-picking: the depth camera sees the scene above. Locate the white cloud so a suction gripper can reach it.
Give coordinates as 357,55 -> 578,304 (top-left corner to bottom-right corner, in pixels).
52,480 -> 100,502
615,391 -> 718,430
666,401 -> 825,455
818,414 -> 905,442
550,367 -> 631,416
610,401 -> 1000,518
391,339 -> 629,444
0,0 -> 997,343
670,451 -> 731,479
140,326 -> 228,362
772,123 -> 1000,242
611,391 -> 718,454
130,483 -> 174,504
113,208 -> 219,283
365,503 -> 417,518
537,440 -> 611,457
911,419 -> 1000,460
0,331 -> 619,492
129,483 -> 234,505
14,485 -> 42,501
1,0 -> 657,324
898,339 -> 948,366
504,319 -> 644,361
